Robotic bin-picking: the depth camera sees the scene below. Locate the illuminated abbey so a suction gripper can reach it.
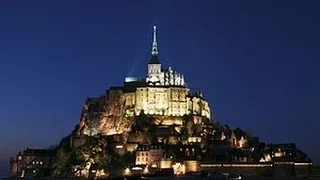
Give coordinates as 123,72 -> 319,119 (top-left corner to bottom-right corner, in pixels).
123,26 -> 210,118
79,26 -> 211,136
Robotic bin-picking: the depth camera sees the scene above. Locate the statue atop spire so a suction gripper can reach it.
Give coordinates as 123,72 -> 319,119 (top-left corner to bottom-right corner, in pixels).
151,26 -> 158,56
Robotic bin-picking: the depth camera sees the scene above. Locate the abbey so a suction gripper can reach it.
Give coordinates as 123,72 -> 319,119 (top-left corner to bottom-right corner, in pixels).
79,26 -> 211,136
122,26 -> 210,118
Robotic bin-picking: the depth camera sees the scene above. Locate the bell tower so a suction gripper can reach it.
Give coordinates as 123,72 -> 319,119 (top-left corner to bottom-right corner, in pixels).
147,26 -> 162,85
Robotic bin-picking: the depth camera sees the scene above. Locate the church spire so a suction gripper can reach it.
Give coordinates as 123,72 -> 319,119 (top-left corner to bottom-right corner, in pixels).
149,25 -> 160,64
151,26 -> 158,56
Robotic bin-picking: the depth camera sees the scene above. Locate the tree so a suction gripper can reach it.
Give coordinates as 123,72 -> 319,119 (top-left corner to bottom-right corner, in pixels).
120,152 -> 135,167
182,114 -> 193,125
53,135 -> 113,178
192,123 -> 203,136
202,118 -> 212,126
130,113 -> 157,143
165,149 -> 177,160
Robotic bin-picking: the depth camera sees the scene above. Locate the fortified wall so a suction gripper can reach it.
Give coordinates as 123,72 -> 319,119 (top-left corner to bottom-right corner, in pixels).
200,162 -> 311,177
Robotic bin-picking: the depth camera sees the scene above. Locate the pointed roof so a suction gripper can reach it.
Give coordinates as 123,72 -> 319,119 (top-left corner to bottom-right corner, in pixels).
149,55 -> 160,64
233,128 -> 247,140
149,26 -> 161,64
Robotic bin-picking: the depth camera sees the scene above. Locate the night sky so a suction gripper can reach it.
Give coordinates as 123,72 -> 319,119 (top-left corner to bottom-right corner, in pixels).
1,1 -> 319,174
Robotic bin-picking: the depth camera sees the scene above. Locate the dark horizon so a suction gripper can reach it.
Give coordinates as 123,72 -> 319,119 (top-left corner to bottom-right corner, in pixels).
1,0 -> 320,174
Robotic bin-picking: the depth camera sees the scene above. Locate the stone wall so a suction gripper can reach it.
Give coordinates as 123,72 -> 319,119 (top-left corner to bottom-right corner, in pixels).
200,162 -> 312,178
201,163 -> 274,176
184,160 -> 200,172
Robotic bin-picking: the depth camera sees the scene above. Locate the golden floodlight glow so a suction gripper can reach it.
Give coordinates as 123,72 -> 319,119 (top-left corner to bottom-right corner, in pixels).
172,163 -> 186,175
143,167 -> 149,174
294,163 -> 312,166
116,145 -> 123,149
132,167 -> 143,170
124,168 -> 130,175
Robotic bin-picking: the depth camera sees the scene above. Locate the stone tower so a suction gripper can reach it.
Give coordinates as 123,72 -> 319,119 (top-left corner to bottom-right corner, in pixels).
147,26 -> 162,85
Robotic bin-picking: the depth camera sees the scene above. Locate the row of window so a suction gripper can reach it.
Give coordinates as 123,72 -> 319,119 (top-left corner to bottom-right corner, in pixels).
149,152 -> 163,156
137,157 -> 148,162
138,96 -> 186,102
137,100 -> 187,108
137,152 -> 163,157
137,152 -> 148,156
138,146 -> 162,151
32,161 -> 43,165
138,88 -> 186,94
180,148 -> 195,152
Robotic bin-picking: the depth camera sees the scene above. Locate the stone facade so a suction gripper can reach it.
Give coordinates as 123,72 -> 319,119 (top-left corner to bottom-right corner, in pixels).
220,128 -> 248,149
135,145 -> 164,166
10,148 -> 55,178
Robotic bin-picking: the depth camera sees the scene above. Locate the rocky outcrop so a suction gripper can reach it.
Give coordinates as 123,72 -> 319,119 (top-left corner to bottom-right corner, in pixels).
77,89 -> 132,136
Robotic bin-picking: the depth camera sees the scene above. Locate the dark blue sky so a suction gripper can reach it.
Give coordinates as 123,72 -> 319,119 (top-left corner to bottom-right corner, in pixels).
1,1 -> 319,173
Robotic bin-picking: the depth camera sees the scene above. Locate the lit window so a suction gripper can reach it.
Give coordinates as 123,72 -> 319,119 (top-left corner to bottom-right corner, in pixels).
40,161 -> 43,165
33,161 -> 35,165
116,145 -> 123,149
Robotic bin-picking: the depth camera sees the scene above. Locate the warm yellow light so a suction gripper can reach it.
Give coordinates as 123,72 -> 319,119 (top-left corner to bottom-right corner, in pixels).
132,167 -> 143,170
172,163 -> 186,175
144,167 -> 149,174
294,163 -> 312,166
116,145 -> 123,149
124,168 -> 130,175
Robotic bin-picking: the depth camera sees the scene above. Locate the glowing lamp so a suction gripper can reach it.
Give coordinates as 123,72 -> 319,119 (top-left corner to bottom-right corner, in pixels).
144,167 -> 149,174
124,168 -> 130,175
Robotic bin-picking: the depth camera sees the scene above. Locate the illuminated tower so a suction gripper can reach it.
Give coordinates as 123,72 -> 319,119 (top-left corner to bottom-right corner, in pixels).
147,26 -> 162,85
